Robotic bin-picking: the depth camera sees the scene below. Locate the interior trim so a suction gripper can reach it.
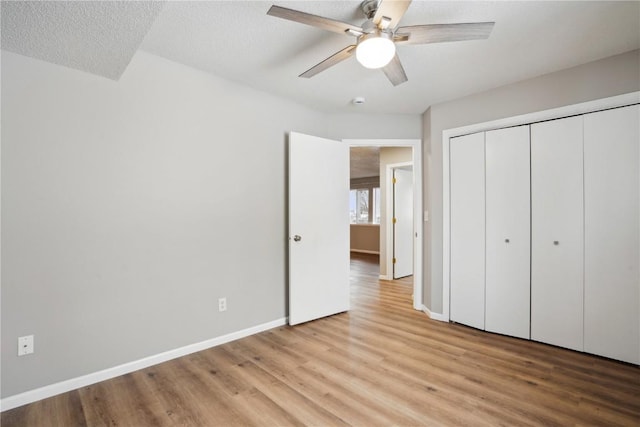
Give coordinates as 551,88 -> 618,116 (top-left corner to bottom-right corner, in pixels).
441,91 -> 640,322
0,317 -> 288,412
345,138 -> 424,311
422,304 -> 448,322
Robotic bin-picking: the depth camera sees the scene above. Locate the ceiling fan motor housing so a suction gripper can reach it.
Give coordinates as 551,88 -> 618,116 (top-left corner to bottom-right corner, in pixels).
361,19 -> 377,34
361,0 -> 380,19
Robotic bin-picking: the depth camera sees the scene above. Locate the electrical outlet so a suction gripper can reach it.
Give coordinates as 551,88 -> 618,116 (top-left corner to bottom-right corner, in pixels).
218,297 -> 227,312
18,335 -> 34,356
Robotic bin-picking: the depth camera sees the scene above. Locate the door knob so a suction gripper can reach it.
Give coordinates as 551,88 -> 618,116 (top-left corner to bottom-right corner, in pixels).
293,235 -> 302,242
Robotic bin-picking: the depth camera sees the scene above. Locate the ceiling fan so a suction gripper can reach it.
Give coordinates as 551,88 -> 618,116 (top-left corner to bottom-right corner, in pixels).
267,0 -> 495,86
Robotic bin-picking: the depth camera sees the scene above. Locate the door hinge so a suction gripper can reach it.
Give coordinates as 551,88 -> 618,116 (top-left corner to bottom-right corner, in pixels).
393,178 -> 397,184
393,217 -> 397,224
393,258 -> 397,264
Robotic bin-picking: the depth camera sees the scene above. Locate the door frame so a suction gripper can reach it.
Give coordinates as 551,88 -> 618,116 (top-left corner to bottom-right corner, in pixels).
442,91 -> 639,322
387,162 -> 413,280
345,139 -> 423,311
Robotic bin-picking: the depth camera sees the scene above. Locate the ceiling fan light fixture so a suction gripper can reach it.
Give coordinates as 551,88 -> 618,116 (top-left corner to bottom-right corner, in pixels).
356,31 -> 395,69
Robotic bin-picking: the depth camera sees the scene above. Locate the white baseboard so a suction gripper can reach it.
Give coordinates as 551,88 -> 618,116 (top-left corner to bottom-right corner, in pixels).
0,317 -> 288,412
379,274 -> 392,280
350,249 -> 380,255
422,305 -> 448,322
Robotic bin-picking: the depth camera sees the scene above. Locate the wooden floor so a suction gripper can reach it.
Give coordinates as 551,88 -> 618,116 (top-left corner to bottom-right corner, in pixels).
3,253 -> 639,426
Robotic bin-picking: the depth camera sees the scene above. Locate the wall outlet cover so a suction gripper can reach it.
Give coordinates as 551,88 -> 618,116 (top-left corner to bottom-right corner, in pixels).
18,335 -> 34,356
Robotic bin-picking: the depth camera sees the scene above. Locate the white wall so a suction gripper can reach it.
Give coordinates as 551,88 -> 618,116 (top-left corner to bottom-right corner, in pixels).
0,50 -> 330,397
423,49 -> 640,314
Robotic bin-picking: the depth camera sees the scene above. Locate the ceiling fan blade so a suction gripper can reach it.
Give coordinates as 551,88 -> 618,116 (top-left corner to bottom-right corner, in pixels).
396,22 -> 495,45
267,5 -> 363,35
382,54 -> 408,86
373,0 -> 412,29
299,45 -> 356,78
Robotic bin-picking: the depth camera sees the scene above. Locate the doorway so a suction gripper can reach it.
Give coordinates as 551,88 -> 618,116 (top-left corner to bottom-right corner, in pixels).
346,139 -> 423,311
391,164 -> 413,279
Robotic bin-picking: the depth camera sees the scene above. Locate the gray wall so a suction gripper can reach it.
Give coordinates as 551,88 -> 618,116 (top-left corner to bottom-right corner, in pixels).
1,49 -> 422,398
1,50 -> 326,397
423,49 -> 640,314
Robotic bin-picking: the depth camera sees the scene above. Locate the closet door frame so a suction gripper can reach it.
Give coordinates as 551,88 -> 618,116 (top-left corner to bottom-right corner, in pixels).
441,91 -> 639,322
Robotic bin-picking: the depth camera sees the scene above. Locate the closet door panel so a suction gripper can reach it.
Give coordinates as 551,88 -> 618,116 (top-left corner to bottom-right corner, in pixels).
450,133 -> 485,330
584,105 -> 640,364
485,126 -> 531,339
531,116 -> 584,351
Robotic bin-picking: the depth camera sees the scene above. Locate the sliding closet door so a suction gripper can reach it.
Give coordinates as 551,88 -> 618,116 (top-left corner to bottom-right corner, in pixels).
450,133 -> 485,330
485,126 -> 531,339
530,116 -> 584,351
584,105 -> 640,364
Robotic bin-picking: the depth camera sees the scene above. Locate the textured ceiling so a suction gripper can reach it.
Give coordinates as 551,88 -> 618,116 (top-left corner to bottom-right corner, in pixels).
140,1 -> 640,114
1,0 -> 165,80
351,147 -> 380,179
1,1 -> 639,114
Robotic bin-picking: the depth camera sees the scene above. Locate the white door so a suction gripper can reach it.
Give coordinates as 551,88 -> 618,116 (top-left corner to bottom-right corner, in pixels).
584,105 -> 640,364
531,116 -> 584,352
288,132 -> 350,326
393,168 -> 413,279
449,132 -> 485,330
485,126 -> 531,339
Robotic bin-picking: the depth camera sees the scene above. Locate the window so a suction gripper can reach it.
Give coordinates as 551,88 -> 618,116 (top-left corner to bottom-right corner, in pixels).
350,186 -> 380,224
373,187 -> 381,224
350,189 -> 369,223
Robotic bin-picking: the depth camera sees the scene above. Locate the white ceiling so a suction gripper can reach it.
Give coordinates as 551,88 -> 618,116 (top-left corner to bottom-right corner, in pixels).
2,1 -> 639,115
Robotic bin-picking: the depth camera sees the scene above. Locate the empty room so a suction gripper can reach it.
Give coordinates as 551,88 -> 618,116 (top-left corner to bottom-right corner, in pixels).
1,1 -> 639,426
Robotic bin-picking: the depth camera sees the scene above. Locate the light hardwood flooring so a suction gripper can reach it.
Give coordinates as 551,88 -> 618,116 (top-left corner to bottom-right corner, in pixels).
3,253 -> 639,426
